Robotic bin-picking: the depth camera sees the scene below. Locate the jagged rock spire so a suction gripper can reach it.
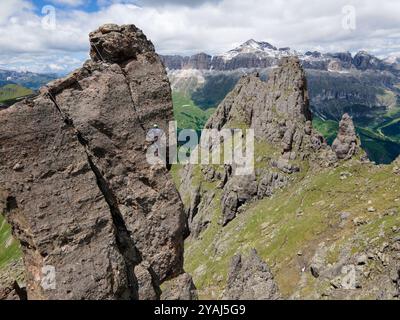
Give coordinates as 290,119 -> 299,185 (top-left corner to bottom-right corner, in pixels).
263,57 -> 312,121
0,24 -> 187,300
332,113 -> 359,160
193,57 -> 334,228
206,56 -> 325,157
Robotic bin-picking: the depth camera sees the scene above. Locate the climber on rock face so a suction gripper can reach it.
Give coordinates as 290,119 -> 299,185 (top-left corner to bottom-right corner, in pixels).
146,124 -> 166,161
148,124 -> 163,143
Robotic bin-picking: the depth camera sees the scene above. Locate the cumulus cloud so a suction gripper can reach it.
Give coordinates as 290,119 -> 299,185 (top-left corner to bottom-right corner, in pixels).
0,0 -> 400,73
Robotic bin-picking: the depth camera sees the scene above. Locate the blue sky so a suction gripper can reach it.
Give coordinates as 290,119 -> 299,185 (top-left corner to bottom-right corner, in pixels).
0,0 -> 400,74
31,1 -> 98,12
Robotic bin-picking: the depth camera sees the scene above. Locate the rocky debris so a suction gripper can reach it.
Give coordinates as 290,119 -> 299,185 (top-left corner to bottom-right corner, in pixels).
223,249 -> 280,300
293,233 -> 400,300
353,217 -> 368,226
161,273 -> 198,300
332,113 -> 359,160
0,24 -> 188,300
394,269 -> 400,297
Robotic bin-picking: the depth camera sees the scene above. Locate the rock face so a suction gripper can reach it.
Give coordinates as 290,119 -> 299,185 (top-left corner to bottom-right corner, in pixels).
160,273 -> 198,300
332,113 -> 359,160
0,24 -> 188,300
0,282 -> 26,300
206,57 -> 324,159
221,175 -> 258,226
161,40 -> 396,74
0,259 -> 26,300
199,57 -> 335,226
161,53 -> 211,70
223,249 -> 280,300
178,57 -> 339,235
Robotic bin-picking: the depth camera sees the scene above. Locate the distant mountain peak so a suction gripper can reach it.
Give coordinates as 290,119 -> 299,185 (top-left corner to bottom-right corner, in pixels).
240,39 -> 278,51
218,39 -> 294,62
384,54 -> 400,65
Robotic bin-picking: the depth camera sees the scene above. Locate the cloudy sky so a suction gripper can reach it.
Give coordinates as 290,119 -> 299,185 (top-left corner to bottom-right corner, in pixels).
0,0 -> 399,73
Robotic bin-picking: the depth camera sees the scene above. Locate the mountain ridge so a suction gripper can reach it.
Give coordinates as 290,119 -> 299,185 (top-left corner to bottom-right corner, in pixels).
174,57 -> 400,300
161,39 -> 400,73
164,39 -> 400,164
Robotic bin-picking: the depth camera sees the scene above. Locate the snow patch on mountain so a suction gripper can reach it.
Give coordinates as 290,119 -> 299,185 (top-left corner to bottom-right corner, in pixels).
218,39 -> 297,62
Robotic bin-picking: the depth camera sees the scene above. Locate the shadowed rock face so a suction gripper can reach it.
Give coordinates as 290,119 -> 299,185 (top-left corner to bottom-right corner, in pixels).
0,24 -> 187,300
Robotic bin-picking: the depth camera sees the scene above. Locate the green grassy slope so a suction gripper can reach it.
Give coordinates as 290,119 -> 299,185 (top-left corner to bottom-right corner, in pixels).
0,215 -> 21,269
312,118 -> 339,145
175,159 -> 400,299
173,92 -> 215,132
0,84 -> 33,104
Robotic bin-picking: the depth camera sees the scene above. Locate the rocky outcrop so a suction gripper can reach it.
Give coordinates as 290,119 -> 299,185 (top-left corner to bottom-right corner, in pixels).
178,57 -> 338,235
160,273 -> 198,300
221,175 -> 258,226
0,24 -> 188,300
199,58 -> 335,226
206,57 -> 326,160
332,113 -> 359,160
223,249 -> 280,300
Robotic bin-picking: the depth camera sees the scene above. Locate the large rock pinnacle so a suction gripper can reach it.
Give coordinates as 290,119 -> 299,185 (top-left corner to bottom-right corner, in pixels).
206,57 -> 323,158
181,57 -> 336,231
332,113 -> 359,160
0,24 -> 187,300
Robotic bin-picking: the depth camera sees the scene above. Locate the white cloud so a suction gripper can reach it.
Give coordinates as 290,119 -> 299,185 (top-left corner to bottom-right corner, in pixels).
1,0 -> 400,73
0,0 -> 32,23
48,0 -> 86,6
